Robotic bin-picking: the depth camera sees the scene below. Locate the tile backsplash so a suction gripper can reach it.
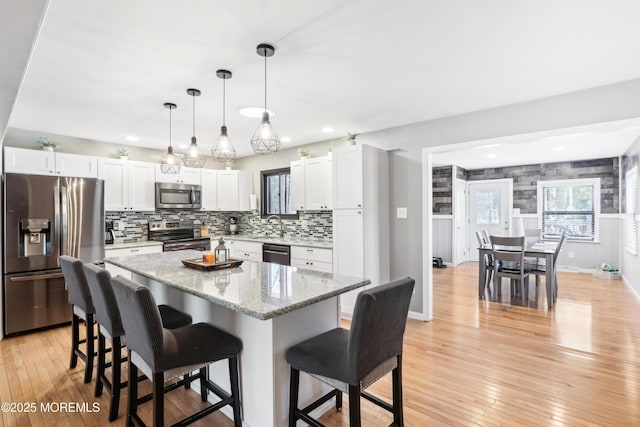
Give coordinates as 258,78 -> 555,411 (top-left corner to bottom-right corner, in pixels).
105,210 -> 332,243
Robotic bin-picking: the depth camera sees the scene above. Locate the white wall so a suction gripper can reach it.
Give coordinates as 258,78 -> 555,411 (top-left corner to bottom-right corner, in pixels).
432,216 -> 453,264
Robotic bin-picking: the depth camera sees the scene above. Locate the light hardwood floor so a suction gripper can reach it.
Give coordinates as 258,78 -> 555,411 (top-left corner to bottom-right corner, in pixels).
1,262 -> 639,426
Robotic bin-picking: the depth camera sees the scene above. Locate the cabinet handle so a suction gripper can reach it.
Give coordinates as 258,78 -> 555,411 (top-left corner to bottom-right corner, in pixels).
357,204 -> 362,207
306,249 -> 313,252
358,211 -> 362,214
131,249 -> 139,252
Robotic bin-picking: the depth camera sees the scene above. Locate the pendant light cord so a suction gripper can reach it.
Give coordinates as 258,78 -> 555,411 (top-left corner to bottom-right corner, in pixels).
222,77 -> 226,126
192,93 -> 196,137
264,54 -> 267,112
169,107 -> 172,147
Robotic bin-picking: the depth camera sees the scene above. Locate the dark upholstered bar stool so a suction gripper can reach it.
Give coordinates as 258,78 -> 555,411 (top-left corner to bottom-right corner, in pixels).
286,277 -> 415,427
59,255 -> 97,383
111,275 -> 243,427
82,264 -> 192,421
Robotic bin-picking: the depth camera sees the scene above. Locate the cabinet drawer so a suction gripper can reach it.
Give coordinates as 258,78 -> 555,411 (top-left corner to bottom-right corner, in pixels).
229,240 -> 263,254
291,246 -> 332,263
291,258 -> 333,273
234,251 -> 262,262
105,245 -> 163,258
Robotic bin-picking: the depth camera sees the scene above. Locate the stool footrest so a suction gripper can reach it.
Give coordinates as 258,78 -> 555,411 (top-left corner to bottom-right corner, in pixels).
362,391 -> 393,413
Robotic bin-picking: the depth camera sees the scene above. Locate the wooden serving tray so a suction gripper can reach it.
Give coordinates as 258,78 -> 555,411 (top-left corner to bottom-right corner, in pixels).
181,258 -> 244,271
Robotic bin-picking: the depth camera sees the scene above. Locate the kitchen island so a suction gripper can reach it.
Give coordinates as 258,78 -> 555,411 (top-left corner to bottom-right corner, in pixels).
104,250 -> 368,427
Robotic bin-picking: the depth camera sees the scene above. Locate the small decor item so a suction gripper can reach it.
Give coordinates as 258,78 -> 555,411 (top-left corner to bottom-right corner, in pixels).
298,148 -> 310,159
38,137 -> 58,151
202,252 -> 214,264
214,237 -> 230,264
344,132 -> 358,145
116,148 -> 129,159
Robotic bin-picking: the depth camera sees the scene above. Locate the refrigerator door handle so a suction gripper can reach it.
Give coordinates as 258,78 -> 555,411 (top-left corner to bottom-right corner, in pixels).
9,272 -> 65,282
60,185 -> 68,256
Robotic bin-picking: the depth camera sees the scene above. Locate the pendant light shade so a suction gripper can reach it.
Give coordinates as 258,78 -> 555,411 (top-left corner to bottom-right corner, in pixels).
183,88 -> 206,168
250,43 -> 281,155
160,102 -> 180,174
211,69 -> 237,165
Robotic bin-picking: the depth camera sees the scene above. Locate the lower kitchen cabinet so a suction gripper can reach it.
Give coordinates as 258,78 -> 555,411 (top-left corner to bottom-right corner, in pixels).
291,246 -> 333,273
105,244 -> 163,258
226,239 -> 262,261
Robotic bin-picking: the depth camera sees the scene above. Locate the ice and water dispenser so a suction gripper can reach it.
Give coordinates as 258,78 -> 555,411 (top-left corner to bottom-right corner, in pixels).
19,219 -> 51,257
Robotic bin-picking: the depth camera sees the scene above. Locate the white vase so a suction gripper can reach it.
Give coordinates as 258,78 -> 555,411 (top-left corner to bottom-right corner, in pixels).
43,146 -> 54,152
120,156 -> 128,160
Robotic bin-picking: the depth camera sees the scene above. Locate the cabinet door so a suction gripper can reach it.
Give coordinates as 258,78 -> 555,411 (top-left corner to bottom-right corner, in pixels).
333,209 -> 365,313
303,157 -> 327,210
217,171 -> 239,211
237,171 -> 253,211
200,169 -> 218,211
128,161 -> 156,211
180,167 -> 201,185
98,158 -> 128,211
290,160 -> 305,211
4,147 -> 55,175
332,145 -> 363,209
324,158 -> 332,210
55,152 -> 98,178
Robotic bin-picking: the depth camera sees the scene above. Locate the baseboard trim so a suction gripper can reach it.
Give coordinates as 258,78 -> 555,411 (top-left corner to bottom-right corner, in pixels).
621,274 -> 640,301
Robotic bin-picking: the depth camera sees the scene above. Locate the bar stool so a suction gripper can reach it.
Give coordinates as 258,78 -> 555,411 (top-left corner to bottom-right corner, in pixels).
59,255 -> 96,383
82,264 -> 193,421
286,277 -> 415,427
111,275 -> 243,427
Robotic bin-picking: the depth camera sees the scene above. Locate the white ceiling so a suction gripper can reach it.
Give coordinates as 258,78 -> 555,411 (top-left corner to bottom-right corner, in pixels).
7,0 -> 640,158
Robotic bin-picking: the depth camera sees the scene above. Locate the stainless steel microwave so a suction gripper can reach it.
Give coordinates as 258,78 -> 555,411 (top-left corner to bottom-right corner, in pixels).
155,182 -> 202,209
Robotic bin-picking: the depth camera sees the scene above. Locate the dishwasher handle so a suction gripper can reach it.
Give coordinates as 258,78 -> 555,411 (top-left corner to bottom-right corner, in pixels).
9,272 -> 66,282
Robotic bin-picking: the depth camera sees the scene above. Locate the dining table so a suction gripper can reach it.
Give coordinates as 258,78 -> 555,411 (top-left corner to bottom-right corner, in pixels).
478,241 -> 558,309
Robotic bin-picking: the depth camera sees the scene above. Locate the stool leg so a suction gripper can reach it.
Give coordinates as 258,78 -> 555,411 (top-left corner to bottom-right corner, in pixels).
288,367 -> 300,427
83,314 -> 95,383
229,356 -> 242,427
392,355 -> 404,426
94,333 -> 105,397
109,336 -> 122,422
199,367 -> 208,402
70,311 -> 79,369
152,372 -> 164,427
126,351 -> 137,427
348,384 -> 361,427
336,389 -> 343,411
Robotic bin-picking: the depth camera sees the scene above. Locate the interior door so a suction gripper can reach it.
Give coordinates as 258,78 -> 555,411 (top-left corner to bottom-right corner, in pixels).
468,180 -> 511,261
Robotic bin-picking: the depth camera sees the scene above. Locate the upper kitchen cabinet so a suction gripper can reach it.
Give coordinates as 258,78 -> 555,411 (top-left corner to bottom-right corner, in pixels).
200,168 -> 218,211
332,145 -> 363,209
98,158 -> 155,211
155,165 -> 201,185
4,147 -> 98,178
290,156 -> 332,211
217,170 -> 253,211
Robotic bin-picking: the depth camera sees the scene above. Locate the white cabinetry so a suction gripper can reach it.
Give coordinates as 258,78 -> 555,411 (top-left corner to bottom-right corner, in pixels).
105,245 -> 163,257
200,168 -> 218,211
4,147 -> 98,178
155,165 -> 201,185
217,170 -> 253,211
98,158 -> 155,211
332,144 -> 389,316
290,156 -> 332,211
291,246 -> 333,273
226,239 -> 262,261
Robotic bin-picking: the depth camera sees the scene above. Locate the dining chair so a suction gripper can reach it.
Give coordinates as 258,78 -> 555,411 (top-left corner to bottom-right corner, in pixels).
490,236 -> 530,303
476,231 -> 493,297
525,232 -> 566,301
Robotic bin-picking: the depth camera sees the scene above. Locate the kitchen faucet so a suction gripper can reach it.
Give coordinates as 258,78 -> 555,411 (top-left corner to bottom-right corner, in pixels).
266,215 -> 284,237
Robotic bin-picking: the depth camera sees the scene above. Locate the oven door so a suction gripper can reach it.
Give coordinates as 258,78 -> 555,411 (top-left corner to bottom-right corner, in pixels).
155,183 -> 202,209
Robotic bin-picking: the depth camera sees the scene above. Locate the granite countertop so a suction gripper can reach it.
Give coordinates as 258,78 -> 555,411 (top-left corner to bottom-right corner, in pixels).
104,250 -> 367,320
211,234 -> 333,250
105,240 -> 164,250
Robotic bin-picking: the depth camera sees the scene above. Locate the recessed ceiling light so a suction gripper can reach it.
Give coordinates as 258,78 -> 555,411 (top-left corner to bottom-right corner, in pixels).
281,136 -> 291,143
322,127 -> 334,133
487,154 -> 497,159
238,107 -> 276,119
552,146 -> 564,152
125,135 -> 138,142
178,144 -> 188,149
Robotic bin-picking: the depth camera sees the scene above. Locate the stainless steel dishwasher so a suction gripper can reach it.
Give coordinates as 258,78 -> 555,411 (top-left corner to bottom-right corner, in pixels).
262,243 -> 291,266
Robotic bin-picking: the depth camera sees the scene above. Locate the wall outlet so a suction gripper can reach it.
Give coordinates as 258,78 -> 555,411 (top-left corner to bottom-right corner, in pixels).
397,207 -> 408,219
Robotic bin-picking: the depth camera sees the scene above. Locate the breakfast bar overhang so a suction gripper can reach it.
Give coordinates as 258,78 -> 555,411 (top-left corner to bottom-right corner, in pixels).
104,249 -> 369,427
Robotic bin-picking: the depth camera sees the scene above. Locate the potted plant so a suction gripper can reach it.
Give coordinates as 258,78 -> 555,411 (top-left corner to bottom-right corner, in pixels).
117,148 -> 129,159
298,148 -> 310,159
38,137 -> 58,152
344,132 -> 358,145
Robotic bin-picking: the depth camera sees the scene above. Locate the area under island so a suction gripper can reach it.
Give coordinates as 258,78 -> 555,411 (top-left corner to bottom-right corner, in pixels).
104,249 -> 369,427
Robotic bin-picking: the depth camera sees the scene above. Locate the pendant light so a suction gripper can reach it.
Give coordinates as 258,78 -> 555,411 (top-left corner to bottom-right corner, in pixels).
160,102 -> 180,174
183,88 -> 206,168
211,69 -> 237,166
250,43 -> 281,155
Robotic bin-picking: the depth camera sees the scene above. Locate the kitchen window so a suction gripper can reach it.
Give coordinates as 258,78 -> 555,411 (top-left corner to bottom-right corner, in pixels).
261,168 -> 298,219
537,178 -> 600,242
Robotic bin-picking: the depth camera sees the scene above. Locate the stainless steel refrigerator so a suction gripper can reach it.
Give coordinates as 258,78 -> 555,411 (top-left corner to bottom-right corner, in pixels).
3,173 -> 104,334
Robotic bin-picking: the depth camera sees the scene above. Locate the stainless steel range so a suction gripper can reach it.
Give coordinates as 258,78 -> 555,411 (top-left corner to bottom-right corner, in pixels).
148,221 -> 210,252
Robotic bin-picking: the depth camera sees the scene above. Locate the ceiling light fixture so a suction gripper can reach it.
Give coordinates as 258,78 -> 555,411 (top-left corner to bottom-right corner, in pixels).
211,69 -> 237,166
183,88 -> 205,168
250,43 -> 280,155
322,127 -> 334,133
125,135 -> 138,142
160,102 -> 180,174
